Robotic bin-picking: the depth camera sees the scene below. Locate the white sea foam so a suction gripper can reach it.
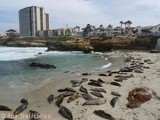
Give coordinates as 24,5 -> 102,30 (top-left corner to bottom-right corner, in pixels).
101,63 -> 112,69
0,47 -> 47,61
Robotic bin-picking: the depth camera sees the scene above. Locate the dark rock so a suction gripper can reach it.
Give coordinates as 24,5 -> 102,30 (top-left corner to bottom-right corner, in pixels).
29,62 -> 56,69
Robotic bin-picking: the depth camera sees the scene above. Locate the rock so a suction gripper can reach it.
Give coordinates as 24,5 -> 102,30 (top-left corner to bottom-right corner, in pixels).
0,105 -> 12,111
93,110 -> 115,120
98,73 -> 107,76
29,62 -> 56,69
13,104 -> 27,115
82,73 -> 91,76
59,106 -> 73,120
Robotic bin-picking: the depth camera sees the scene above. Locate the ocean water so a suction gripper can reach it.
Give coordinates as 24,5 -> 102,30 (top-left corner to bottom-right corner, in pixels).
0,47 -> 111,89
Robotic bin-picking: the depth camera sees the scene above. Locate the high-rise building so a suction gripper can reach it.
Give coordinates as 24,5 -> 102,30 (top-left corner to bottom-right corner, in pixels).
19,6 -> 49,37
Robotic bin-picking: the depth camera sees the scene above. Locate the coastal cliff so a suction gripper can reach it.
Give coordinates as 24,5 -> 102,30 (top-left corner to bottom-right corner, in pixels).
1,36 -> 159,51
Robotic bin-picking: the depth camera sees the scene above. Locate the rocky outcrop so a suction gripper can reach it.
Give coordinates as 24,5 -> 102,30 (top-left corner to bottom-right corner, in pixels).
29,62 -> 56,69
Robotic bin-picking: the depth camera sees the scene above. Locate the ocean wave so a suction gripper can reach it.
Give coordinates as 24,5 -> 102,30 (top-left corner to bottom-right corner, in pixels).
101,63 -> 112,69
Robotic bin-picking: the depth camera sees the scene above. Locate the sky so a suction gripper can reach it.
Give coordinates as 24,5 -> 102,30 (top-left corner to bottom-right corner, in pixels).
0,0 -> 160,34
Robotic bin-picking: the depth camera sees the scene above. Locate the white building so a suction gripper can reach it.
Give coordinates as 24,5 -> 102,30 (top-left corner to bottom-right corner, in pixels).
19,6 -> 49,37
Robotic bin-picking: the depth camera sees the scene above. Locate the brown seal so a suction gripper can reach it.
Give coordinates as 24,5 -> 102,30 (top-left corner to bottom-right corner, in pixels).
93,110 -> 115,120
67,94 -> 81,103
55,95 -> 64,108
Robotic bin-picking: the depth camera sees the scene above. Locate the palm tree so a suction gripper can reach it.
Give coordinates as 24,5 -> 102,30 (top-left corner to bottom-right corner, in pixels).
120,21 -> 124,34
126,20 -> 132,28
83,24 -> 92,37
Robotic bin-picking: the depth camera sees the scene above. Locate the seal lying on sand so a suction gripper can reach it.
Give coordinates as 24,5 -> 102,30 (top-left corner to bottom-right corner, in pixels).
111,91 -> 121,97
82,98 -> 106,106
90,88 -> 106,93
82,93 -> 93,100
88,81 -> 103,87
67,94 -> 81,103
90,92 -> 104,98
47,94 -> 54,104
93,110 -> 115,120
110,97 -> 118,108
29,110 -> 41,120
70,80 -> 82,87
20,98 -> 28,105
79,85 -> 88,93
56,91 -> 75,98
13,104 -> 27,115
59,106 -> 73,120
110,82 -> 121,87
57,87 -> 76,93
55,95 -> 64,108
0,105 -> 12,111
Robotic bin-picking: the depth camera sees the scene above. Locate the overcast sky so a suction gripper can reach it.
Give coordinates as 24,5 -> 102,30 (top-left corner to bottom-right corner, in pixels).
0,0 -> 160,33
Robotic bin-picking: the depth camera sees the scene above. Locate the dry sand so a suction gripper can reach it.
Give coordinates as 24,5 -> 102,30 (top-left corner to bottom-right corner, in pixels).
0,50 -> 160,120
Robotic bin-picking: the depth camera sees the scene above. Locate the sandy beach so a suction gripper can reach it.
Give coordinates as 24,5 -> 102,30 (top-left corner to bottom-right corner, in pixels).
0,50 -> 160,120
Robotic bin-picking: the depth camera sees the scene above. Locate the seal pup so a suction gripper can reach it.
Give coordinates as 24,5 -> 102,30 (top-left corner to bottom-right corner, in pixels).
90,92 -> 104,98
110,82 -> 121,87
111,91 -> 121,97
13,104 -> 27,115
20,98 -> 28,105
0,105 -> 12,111
82,98 -> 106,106
79,85 -> 88,93
55,95 -> 64,108
67,94 -> 81,103
110,97 -> 118,108
59,106 -> 73,120
57,87 -> 76,92
93,110 -> 115,120
29,110 -> 41,120
90,88 -> 106,93
47,94 -> 54,104
82,93 -> 93,100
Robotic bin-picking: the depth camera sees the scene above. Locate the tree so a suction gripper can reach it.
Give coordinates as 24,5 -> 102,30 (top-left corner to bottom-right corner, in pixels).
82,24 -> 92,37
120,21 -> 124,34
126,20 -> 132,28
6,29 -> 18,38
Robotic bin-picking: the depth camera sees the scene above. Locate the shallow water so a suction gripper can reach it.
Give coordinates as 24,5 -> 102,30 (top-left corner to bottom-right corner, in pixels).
0,47 -> 110,89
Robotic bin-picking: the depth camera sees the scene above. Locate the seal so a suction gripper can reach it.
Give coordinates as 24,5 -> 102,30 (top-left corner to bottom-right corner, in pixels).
82,98 -> 106,106
29,110 -> 41,120
58,87 -> 76,92
90,92 -> 104,98
56,91 -> 75,98
0,105 -> 12,111
110,82 -> 121,87
67,94 -> 81,103
111,91 -> 121,97
55,95 -> 64,108
59,106 -> 73,120
90,88 -> 106,93
20,98 -> 28,105
93,110 -> 115,120
79,85 -> 88,93
13,104 -> 27,115
110,97 -> 118,108
82,93 -> 93,100
47,94 -> 54,104
88,81 -> 102,87
70,80 -> 82,87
